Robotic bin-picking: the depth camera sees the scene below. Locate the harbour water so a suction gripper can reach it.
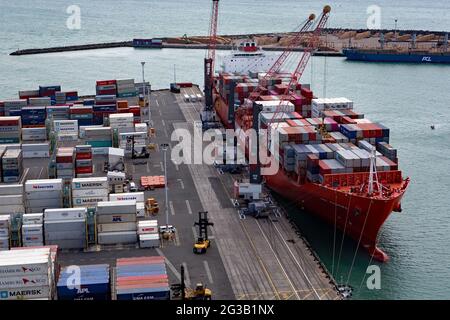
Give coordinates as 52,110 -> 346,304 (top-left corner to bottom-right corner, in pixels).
1,0 -> 449,299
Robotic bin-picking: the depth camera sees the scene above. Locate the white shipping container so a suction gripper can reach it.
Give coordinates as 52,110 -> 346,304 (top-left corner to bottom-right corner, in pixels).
0,257 -> 50,276
22,213 -> 44,225
22,224 -> 44,235
0,184 -> 23,196
137,220 -> 158,235
0,205 -> 25,215
71,177 -> 108,190
72,196 -> 108,207
96,214 -> 137,224
25,179 -> 63,192
139,234 -> 160,248
109,192 -> 144,202
96,200 -> 137,215
97,222 -> 137,233
72,188 -> 108,198
0,216 -> 10,229
0,286 -> 50,300
97,231 -> 137,245
44,208 -> 87,221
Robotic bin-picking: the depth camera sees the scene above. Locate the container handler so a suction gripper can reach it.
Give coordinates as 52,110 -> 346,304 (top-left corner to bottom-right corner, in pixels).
171,265 -> 212,300
193,211 -> 214,254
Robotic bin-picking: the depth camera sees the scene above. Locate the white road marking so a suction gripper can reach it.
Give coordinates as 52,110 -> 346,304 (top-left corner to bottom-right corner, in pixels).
185,200 -> 192,215
174,230 -> 181,247
38,167 -> 44,179
192,226 -> 198,240
182,262 -> 191,287
146,162 -> 151,173
175,163 -> 179,171
155,99 -> 159,107
156,248 -> 181,281
160,162 -> 164,172
169,201 -> 175,216
203,261 -> 214,284
161,119 -> 165,126
178,179 -> 185,189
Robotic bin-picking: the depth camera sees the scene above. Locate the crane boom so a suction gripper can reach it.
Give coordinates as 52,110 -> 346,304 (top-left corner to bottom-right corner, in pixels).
267,6 -> 331,132
204,0 -> 220,113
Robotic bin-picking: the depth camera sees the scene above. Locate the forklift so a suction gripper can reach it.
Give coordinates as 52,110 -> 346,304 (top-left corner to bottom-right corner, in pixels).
193,211 -> 214,254
127,136 -> 150,160
171,265 -> 212,300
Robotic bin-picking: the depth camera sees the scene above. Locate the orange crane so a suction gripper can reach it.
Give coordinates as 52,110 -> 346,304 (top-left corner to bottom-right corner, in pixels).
265,5 -> 331,139
202,0 -> 220,129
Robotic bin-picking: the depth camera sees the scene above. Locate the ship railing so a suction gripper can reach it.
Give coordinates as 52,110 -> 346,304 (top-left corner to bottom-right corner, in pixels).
322,170 -> 403,188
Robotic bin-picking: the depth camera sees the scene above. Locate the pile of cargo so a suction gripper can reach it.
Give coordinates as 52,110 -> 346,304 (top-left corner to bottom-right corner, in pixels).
137,220 -> 160,248
54,120 -> 79,147
0,247 -> 57,300
25,179 -> 63,213
96,201 -> 138,245
57,264 -> 110,300
22,127 -> 47,142
109,113 -> 134,134
1,100 -> 27,116
0,216 -> 10,250
22,213 -> 44,247
114,256 -> 169,300
311,97 -> 354,118
21,106 -> 46,128
44,208 -> 87,249
94,94 -> 117,125
22,143 -> 50,159
72,177 -> 109,208
56,147 -> 75,179
70,105 -> 93,127
109,192 -> 146,218
2,149 -> 23,182
0,184 -> 24,215
75,145 -> 93,177
116,79 -> 137,98
0,116 -> 22,144
83,127 -> 112,154
47,105 -> 70,120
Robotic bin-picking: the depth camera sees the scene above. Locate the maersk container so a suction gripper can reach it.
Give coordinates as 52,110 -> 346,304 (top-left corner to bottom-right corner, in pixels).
97,231 -> 137,245
0,286 -> 51,300
71,177 -> 108,190
72,196 -> 108,207
72,188 -> 108,198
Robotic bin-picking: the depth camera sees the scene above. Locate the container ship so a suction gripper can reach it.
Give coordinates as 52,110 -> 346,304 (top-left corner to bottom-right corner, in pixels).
211,44 -> 409,262
343,32 -> 450,64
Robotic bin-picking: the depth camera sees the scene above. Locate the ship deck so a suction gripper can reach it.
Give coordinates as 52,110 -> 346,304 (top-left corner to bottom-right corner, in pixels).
16,87 -> 340,300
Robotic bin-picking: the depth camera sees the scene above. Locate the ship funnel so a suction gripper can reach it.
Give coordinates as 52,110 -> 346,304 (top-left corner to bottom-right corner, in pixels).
309,14 -> 316,21
323,5 -> 331,14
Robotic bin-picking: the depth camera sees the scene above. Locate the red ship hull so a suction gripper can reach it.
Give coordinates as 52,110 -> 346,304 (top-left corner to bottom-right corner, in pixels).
265,167 -> 407,262
214,96 -> 409,262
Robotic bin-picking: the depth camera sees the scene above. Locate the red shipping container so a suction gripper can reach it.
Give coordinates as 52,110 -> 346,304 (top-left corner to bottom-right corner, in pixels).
76,152 -> 92,160
97,89 -> 117,95
76,167 -> 93,174
96,80 -> 117,86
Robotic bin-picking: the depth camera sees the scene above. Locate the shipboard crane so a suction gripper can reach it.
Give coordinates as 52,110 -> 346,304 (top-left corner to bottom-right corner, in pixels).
202,0 -> 220,128
266,5 -> 331,146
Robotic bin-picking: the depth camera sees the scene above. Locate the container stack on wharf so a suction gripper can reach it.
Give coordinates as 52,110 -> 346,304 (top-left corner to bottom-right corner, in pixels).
1,148 -> 23,182
96,201 -> 138,245
0,184 -> 25,215
25,179 -> 63,213
0,247 -> 57,300
57,264 -> 110,300
44,208 -> 87,249
0,216 -> 10,250
137,220 -> 160,248
75,145 -> 93,177
72,177 -> 109,208
114,256 -> 170,300
22,213 -> 44,247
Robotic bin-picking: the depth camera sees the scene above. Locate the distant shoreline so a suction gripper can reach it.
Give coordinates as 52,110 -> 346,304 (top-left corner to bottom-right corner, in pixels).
10,28 -> 448,56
